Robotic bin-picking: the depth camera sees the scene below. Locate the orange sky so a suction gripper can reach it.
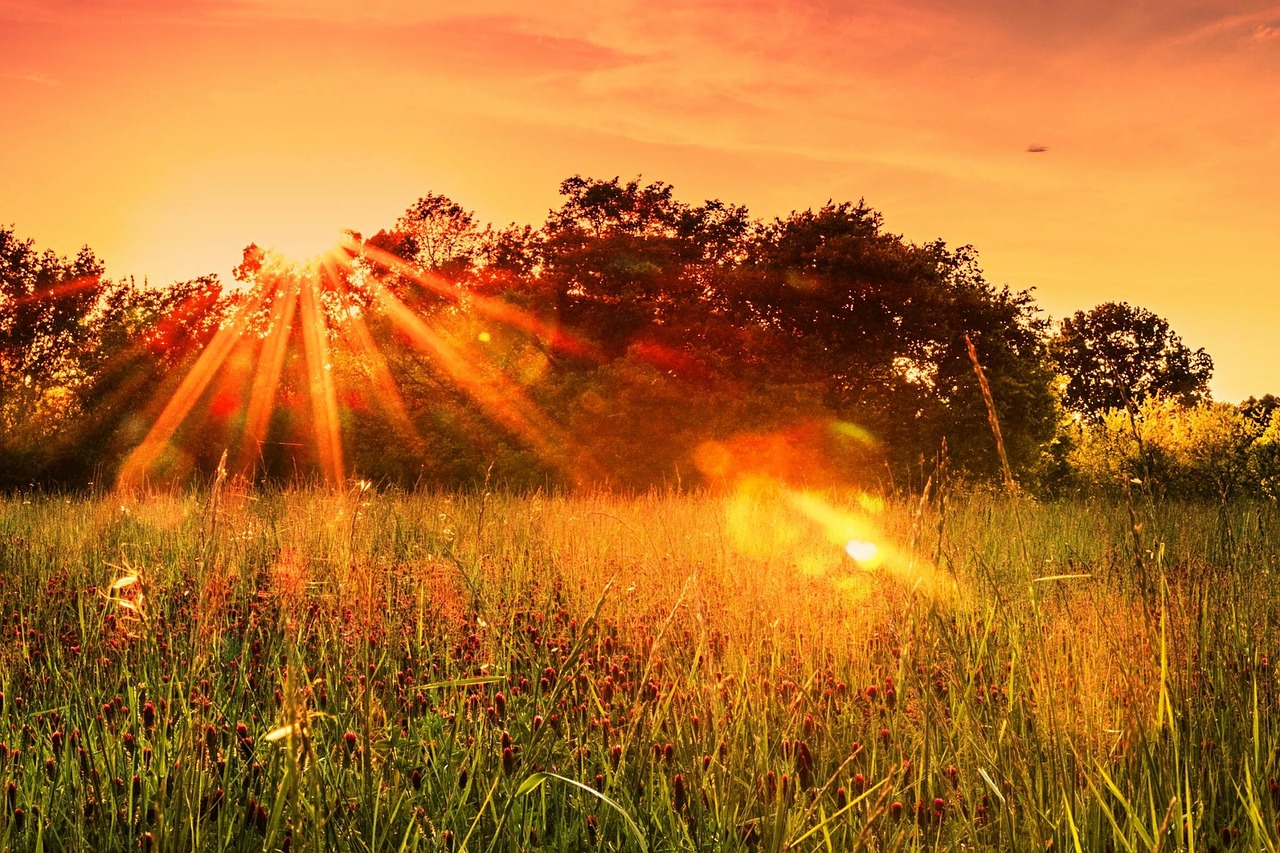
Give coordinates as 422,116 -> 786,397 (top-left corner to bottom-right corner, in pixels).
2,0 -> 1278,401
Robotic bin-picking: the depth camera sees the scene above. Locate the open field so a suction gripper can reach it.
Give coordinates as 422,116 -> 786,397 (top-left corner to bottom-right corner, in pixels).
0,485 -> 1278,851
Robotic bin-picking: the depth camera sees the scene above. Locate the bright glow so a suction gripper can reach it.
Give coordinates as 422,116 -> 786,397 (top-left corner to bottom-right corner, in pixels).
696,438 -> 956,601
264,230 -> 350,266
845,539 -> 879,563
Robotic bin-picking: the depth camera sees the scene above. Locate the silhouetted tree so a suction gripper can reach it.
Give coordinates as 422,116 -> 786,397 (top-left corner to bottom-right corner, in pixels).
0,224 -> 234,484
7,177 -> 1236,495
1,226 -> 109,479
534,177 -> 708,355
1240,394 -> 1279,430
735,203 -> 1056,481
394,193 -> 482,276
1,226 -> 106,403
55,275 -> 229,480
1050,302 -> 1212,418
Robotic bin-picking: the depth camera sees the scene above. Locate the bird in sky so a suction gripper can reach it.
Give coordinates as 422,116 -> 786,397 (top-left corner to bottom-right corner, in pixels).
1026,145 -> 1049,153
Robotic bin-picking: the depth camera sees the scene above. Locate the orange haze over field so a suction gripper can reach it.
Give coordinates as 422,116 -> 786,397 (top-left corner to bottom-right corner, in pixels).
2,0 -> 1278,401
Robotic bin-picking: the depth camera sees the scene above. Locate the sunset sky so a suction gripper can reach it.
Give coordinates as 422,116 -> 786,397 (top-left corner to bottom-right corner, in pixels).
2,0 -> 1277,401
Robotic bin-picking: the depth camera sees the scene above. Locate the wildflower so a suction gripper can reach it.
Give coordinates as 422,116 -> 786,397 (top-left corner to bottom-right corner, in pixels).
763,771 -> 777,801
202,788 -> 223,818
794,741 -> 814,789
673,773 -> 688,812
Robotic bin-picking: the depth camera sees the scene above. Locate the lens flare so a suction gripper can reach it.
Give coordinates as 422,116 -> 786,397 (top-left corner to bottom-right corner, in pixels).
697,429 -> 956,602
6,274 -> 103,308
845,539 -> 879,564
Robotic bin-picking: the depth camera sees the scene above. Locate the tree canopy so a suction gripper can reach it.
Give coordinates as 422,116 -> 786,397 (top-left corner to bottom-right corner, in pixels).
0,182 -> 1255,495
1050,301 -> 1213,418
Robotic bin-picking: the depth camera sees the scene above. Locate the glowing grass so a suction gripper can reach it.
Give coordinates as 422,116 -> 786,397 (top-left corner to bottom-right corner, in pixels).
0,489 -> 1277,850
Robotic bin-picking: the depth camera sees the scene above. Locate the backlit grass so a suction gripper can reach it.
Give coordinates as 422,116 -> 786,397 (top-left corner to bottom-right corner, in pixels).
0,484 -> 1277,851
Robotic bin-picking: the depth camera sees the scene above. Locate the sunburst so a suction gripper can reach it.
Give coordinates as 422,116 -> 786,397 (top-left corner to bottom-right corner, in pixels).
114,236 -> 595,490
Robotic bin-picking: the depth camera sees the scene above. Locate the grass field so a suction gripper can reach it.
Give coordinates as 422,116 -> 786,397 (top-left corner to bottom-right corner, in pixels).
0,482 -> 1278,851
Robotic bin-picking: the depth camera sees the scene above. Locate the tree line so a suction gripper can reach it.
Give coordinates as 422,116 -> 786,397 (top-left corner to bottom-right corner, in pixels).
2,176 -> 1269,495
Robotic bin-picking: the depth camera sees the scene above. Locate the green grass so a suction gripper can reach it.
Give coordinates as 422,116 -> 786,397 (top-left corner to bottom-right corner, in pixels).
0,483 -> 1278,851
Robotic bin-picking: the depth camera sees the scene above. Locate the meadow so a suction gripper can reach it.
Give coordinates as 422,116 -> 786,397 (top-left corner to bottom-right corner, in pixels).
0,481 -> 1278,851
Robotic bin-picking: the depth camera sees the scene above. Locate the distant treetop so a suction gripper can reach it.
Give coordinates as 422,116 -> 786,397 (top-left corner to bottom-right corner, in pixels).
1050,301 -> 1213,417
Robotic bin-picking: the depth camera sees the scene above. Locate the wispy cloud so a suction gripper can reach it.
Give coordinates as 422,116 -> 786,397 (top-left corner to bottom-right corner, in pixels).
0,0 -> 254,26
1153,4 -> 1280,49
1,70 -> 57,85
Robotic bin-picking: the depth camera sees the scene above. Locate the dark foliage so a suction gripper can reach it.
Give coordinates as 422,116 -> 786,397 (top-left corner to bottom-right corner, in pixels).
0,181 -> 1231,493
1050,301 -> 1213,418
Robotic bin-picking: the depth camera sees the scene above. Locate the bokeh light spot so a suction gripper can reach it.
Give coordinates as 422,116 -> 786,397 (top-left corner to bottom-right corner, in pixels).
845,539 -> 879,564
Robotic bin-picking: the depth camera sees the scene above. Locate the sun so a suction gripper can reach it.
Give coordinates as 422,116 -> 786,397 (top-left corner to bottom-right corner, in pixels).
261,227 -> 352,266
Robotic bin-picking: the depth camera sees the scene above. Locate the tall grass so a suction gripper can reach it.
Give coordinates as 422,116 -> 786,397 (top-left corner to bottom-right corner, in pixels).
0,486 -> 1277,850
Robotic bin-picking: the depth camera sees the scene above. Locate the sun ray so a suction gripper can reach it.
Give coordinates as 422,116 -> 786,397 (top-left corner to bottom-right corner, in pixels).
116,287 -> 267,490
53,284 -> 225,432
234,275 -> 300,478
368,278 -> 599,483
298,266 -> 344,485
349,239 -> 600,359
115,233 -> 612,489
5,273 -> 103,308
317,254 -> 425,454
